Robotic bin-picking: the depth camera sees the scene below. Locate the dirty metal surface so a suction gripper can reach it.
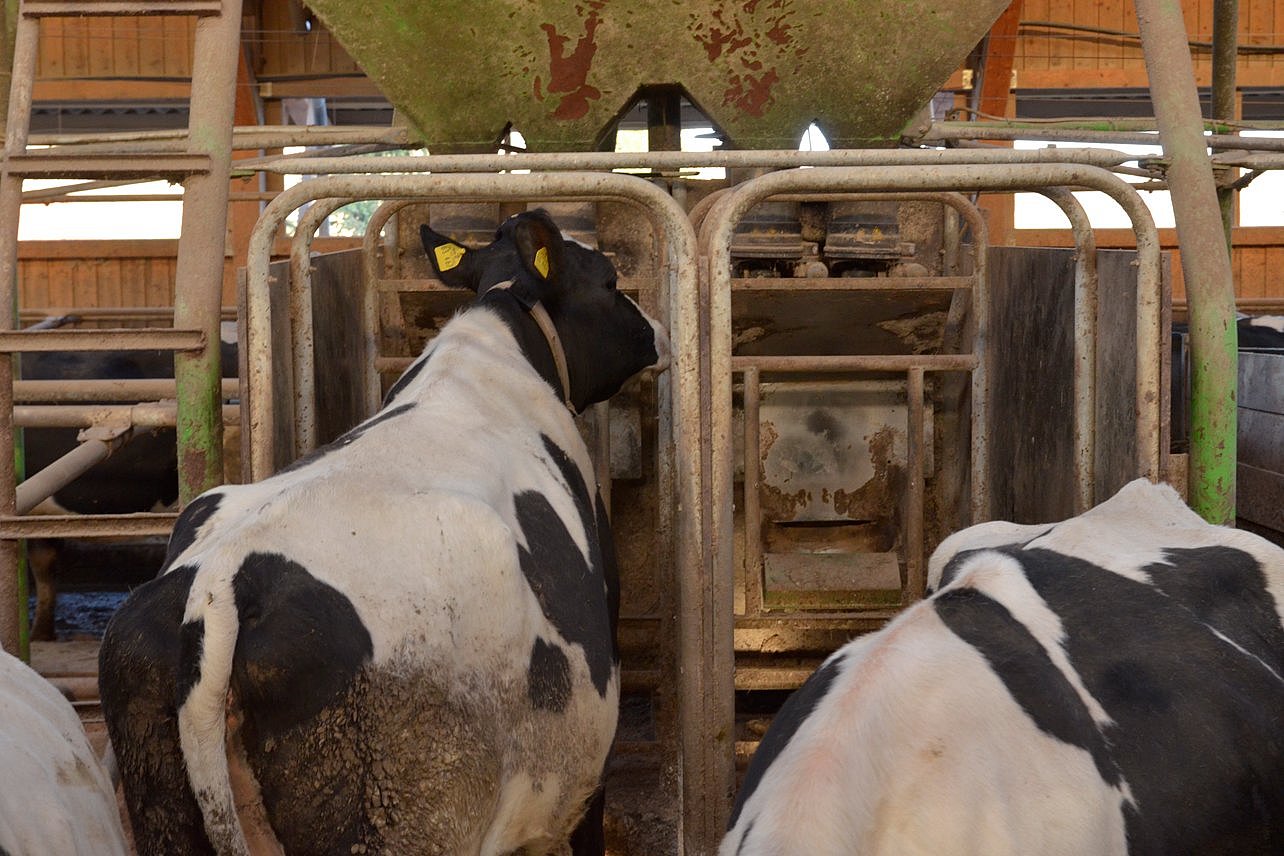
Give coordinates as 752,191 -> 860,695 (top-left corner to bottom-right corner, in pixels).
304,0 -> 1007,152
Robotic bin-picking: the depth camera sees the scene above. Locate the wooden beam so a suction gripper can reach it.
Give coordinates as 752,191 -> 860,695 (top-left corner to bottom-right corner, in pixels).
979,0 -> 1024,119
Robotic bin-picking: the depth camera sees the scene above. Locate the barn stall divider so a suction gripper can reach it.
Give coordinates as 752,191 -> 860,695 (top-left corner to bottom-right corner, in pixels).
234,146 -> 1167,853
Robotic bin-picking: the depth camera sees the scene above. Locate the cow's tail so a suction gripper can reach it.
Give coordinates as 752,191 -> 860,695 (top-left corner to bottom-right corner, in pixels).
176,565 -> 251,856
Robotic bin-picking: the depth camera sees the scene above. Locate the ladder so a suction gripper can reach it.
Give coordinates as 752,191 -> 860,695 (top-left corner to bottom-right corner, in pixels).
0,0 -> 245,652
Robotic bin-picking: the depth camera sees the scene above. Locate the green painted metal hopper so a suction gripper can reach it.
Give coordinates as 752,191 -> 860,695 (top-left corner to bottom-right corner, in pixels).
305,1 -> 1009,152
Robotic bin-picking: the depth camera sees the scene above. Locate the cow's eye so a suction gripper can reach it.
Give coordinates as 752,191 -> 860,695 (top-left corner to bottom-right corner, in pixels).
606,278 -> 618,291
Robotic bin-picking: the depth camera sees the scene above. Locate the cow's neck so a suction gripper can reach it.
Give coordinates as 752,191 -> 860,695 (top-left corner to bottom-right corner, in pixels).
478,285 -> 576,412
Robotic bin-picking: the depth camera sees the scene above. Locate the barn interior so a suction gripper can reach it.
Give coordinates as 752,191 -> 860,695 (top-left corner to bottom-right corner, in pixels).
1,1 -> 1283,852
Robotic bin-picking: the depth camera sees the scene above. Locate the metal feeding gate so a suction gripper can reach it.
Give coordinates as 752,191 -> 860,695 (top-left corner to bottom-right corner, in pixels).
234,147 -> 1171,854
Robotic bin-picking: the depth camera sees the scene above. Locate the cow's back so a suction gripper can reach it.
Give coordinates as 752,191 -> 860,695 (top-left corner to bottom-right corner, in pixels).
0,650 -> 128,856
725,480 -> 1284,856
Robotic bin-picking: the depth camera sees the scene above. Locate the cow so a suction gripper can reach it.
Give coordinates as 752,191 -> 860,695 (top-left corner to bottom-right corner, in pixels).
722,479 -> 1283,856
0,646 -> 129,856
1237,313 -> 1284,350
21,329 -> 239,640
99,209 -> 670,855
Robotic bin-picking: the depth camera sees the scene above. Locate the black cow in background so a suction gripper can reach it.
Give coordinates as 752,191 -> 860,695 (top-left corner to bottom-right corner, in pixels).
20,324 -> 238,640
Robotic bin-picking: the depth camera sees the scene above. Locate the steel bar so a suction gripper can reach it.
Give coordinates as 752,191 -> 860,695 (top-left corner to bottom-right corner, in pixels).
251,147 -> 1138,176
732,355 -> 978,372
362,200 -> 418,416
742,367 -> 763,617
1212,0 -> 1239,247
244,170 -> 702,851
13,403 -> 240,429
0,513 -> 178,540
171,0 -> 242,505
19,307 -> 236,321
1040,187 -> 1099,513
30,124 -> 416,152
0,328 -> 205,352
13,378 -> 238,403
926,121 -> 1284,151
16,432 -> 129,515
0,13 -> 42,654
1136,0 -> 1239,523
906,367 -> 926,601
290,198 -> 349,455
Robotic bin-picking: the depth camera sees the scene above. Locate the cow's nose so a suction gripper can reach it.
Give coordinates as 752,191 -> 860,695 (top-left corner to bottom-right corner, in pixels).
649,319 -> 671,372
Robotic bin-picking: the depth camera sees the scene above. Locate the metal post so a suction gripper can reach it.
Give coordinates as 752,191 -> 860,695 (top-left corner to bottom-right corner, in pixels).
1136,0 -> 1238,522
172,0 -> 243,504
1212,0 -> 1239,249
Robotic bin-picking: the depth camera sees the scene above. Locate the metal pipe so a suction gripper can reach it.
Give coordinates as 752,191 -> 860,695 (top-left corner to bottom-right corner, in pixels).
927,120 -> 1284,152
0,328 -> 204,353
1039,187 -> 1099,513
13,378 -> 238,402
13,403 -> 240,429
30,124 -> 417,151
0,13 -> 41,655
251,147 -> 1139,176
0,513 -> 177,540
171,0 -> 243,505
1212,0 -> 1240,249
731,354 -> 978,372
742,367 -> 762,616
16,431 -> 130,515
290,197 -> 349,455
1136,0 -> 1239,523
905,367 -> 926,601
360,200 -> 419,417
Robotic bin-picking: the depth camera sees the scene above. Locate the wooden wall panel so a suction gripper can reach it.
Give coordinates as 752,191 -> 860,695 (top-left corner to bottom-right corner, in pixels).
1010,0 -> 1284,87
1014,226 -> 1284,303
14,238 -> 361,323
35,17 -> 197,81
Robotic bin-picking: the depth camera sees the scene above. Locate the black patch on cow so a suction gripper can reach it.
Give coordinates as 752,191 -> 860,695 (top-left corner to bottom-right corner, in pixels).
279,402 -> 416,473
933,585 -> 1123,788
736,819 -> 756,856
229,552 -> 373,739
1143,546 -> 1284,677
381,351 -> 431,406
175,616 -> 206,710
728,654 -> 845,830
528,637 -> 573,712
163,492 -> 222,572
933,547 -> 987,593
997,546 -> 1284,855
513,434 -> 614,697
99,564 -> 216,854
595,491 -> 621,664
569,783 -> 607,856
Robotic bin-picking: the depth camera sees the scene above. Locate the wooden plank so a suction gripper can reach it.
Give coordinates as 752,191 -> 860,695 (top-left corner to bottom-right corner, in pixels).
980,1 -> 1024,119
33,79 -> 190,100
1240,246 -> 1268,299
137,13 -> 166,75
18,239 -> 180,260
96,259 -> 123,310
1022,0 -> 1049,71
145,258 -> 171,308
86,17 -> 115,77
310,251 -> 369,443
42,17 -> 66,78
1047,0 -> 1074,71
23,260 -> 51,314
118,257 -> 148,311
71,259 -> 96,309
113,16 -> 140,76
986,246 -> 1077,522
61,17 -> 90,78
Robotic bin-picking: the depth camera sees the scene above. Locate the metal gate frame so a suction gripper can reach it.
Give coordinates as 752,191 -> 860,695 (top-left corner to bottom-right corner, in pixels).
232,149 -> 1165,854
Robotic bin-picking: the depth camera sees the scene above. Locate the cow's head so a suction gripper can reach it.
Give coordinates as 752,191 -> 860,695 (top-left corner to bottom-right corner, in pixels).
421,209 -> 670,412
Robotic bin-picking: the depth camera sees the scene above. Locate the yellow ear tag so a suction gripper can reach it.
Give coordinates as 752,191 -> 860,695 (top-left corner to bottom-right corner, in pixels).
534,246 -> 550,278
434,243 -> 466,272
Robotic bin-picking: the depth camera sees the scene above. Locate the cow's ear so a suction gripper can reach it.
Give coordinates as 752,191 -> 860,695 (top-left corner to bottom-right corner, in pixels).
513,210 -> 566,291
420,224 -> 477,291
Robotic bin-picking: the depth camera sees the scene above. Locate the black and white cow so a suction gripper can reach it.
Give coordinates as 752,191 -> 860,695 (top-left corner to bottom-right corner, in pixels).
0,647 -> 128,856
99,210 -> 669,855
1238,314 -> 1284,350
723,479 -> 1283,856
